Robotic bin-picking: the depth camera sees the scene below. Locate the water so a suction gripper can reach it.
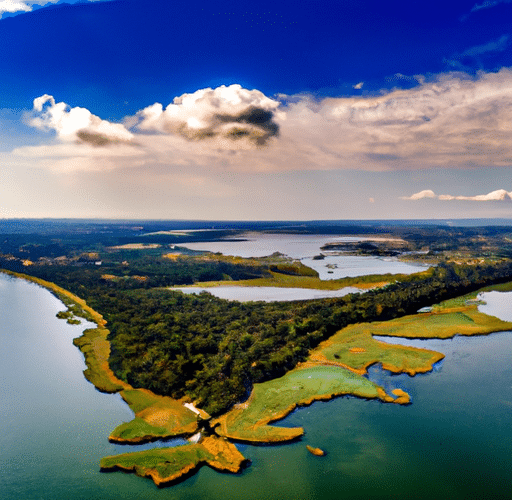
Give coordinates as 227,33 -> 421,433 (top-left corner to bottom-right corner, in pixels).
180,232 -> 428,279
173,285 -> 361,302
478,290 -> 512,321
2,273 -> 512,499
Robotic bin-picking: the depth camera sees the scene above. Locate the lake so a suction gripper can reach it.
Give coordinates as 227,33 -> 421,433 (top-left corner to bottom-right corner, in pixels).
174,285 -> 362,302
1,273 -> 512,500
180,232 -> 428,280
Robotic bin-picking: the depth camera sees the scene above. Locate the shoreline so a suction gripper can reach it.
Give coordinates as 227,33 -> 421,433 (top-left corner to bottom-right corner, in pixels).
0,270 -> 129,393
3,269 -> 512,488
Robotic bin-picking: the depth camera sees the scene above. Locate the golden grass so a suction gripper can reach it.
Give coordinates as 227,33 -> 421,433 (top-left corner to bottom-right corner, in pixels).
109,389 -> 199,443
100,435 -> 246,487
310,323 -> 445,376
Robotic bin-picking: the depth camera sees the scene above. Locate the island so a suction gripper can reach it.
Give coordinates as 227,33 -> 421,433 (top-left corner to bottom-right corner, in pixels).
1,219 -> 512,487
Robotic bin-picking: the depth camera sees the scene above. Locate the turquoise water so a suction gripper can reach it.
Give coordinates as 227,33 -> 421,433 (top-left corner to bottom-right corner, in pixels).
1,273 -> 512,499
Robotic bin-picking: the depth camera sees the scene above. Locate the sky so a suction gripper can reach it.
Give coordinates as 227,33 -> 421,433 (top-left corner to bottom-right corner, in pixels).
1,0 -> 512,220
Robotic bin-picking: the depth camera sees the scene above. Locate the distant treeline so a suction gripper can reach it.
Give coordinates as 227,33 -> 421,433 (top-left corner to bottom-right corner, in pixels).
1,220 -> 512,260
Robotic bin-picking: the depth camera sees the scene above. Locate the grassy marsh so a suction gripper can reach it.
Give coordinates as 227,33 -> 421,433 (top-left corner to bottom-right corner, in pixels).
214,365 -> 384,443
109,389 -> 199,443
100,436 -> 246,487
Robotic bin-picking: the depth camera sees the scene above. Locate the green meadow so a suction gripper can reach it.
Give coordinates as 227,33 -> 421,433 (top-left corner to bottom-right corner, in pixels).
215,365 -> 382,443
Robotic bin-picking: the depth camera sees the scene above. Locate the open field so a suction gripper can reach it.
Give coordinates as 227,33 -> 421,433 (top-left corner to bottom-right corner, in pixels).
214,365 -> 387,443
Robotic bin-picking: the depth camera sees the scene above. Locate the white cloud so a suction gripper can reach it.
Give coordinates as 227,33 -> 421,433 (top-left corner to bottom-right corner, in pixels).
402,190 -> 437,200
22,70 -> 512,176
0,0 -> 110,16
402,189 -> 512,201
0,0 -> 30,14
0,0 -> 57,15
353,82 -> 364,90
132,84 -> 282,146
29,94 -> 134,145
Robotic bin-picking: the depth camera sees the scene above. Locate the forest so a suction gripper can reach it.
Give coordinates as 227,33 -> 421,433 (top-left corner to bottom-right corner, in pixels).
2,219 -> 512,414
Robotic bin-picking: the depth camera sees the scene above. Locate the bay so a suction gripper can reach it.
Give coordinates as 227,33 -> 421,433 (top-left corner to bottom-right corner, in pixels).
1,273 -> 512,499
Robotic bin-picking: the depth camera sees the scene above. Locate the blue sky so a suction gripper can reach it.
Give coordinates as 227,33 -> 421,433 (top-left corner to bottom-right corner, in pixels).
1,0 -> 512,219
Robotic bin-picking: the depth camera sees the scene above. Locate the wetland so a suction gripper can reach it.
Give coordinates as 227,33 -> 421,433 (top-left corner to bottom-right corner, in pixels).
2,219 -> 512,498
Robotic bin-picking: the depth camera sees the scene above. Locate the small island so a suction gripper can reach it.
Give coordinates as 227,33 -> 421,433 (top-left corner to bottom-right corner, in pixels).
306,445 -> 326,456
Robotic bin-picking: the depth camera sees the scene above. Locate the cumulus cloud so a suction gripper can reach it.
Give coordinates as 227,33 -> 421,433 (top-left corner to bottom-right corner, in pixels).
22,70 -> 512,174
0,0 -> 107,16
0,0 -> 59,15
0,0 -> 31,14
401,190 -> 437,200
28,94 -> 134,145
132,84 -> 281,146
274,68 -> 512,171
401,189 -> 512,201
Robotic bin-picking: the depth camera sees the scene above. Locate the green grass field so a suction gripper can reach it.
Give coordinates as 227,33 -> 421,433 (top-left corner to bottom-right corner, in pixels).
312,324 -> 444,375
109,389 -> 199,443
215,365 -> 382,443
373,305 -> 512,339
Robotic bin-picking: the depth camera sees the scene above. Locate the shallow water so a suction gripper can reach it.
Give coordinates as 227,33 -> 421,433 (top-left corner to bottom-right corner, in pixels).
2,273 -> 512,500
